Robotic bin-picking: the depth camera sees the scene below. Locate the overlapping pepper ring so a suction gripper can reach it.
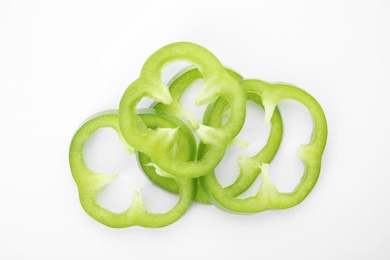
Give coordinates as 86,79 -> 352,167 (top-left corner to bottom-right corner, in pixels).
138,67 -> 284,204
119,42 -> 247,179
69,110 -> 197,228
69,41 -> 328,228
200,79 -> 327,213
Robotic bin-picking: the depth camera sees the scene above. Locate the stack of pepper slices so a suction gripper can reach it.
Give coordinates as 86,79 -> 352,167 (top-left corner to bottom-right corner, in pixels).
69,42 -> 328,228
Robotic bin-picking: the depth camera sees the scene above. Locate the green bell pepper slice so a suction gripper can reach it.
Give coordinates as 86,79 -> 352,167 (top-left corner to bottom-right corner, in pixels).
119,42 -> 246,178
200,79 -> 327,213
69,109 -> 196,228
138,67 -> 243,204
198,91 -> 284,198
138,67 -> 284,205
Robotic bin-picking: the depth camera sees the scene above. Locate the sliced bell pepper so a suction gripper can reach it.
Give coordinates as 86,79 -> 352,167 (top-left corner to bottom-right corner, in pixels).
119,42 -> 247,178
69,41 -> 328,228
69,109 -> 196,228
200,79 -> 327,213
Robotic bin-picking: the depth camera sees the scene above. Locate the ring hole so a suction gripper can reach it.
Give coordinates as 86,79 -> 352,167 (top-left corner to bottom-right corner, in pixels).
269,100 -> 313,193
180,79 -> 207,125
83,128 -> 179,213
168,78 -> 206,147
84,127 -> 131,174
136,96 -> 156,110
237,100 -> 271,158
161,61 -> 193,85
214,145 -> 242,187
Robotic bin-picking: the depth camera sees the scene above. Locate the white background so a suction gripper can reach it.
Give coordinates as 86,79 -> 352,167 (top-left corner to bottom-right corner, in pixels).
1,0 -> 389,259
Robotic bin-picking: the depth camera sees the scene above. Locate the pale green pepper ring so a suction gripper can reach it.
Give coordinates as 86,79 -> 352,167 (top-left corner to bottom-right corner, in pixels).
138,67 -> 284,205
119,42 -> 247,178
69,109 -> 196,228
200,79 -> 328,213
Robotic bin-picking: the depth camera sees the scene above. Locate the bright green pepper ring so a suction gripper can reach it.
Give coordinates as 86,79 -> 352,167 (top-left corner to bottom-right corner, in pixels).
138,67 -> 284,204
136,108 -> 209,203
118,42 -> 247,178
198,90 -> 284,199
200,79 -> 327,214
138,67 -> 244,204
69,109 -> 196,228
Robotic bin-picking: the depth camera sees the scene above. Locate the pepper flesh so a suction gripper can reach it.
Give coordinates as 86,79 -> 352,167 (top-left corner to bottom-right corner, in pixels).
69,110 -> 196,228
119,42 -> 247,178
200,79 -> 327,213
